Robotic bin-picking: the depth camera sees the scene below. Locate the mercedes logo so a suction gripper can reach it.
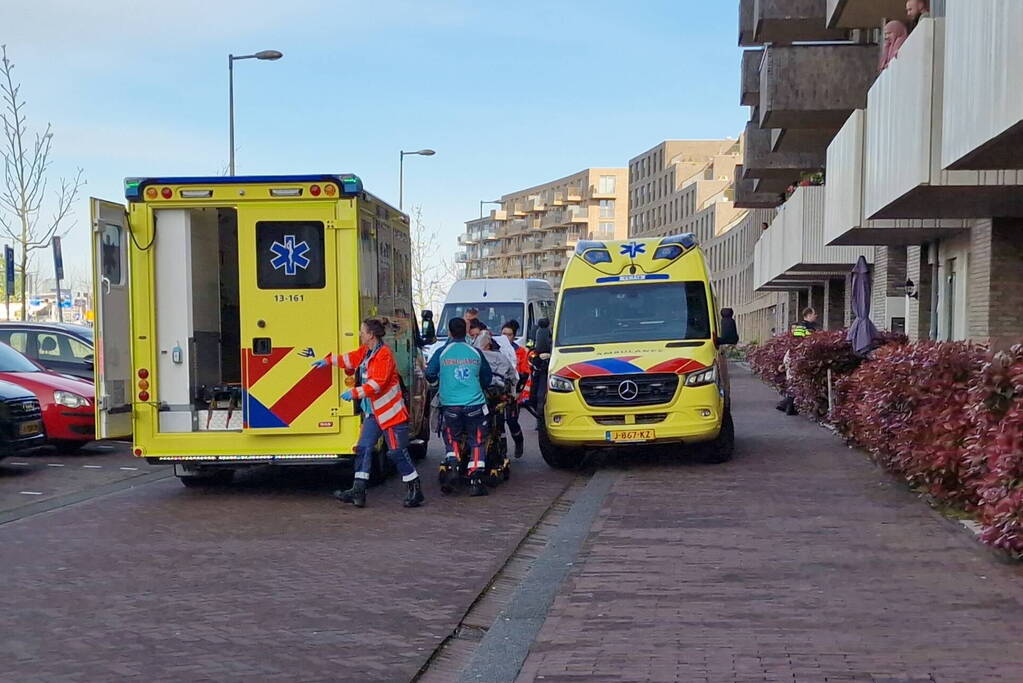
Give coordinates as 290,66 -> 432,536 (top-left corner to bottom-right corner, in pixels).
617,380 -> 639,401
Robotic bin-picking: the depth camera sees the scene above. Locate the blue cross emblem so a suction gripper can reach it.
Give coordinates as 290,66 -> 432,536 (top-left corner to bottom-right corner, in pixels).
269,235 -> 312,276
619,241 -> 646,258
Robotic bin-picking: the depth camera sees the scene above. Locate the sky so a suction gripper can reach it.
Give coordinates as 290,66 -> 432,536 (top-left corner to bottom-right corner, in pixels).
1,0 -> 746,284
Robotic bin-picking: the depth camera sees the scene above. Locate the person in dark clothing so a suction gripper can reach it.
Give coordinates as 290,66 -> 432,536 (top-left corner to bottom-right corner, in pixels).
777,307 -> 819,415
719,308 -> 739,346
529,318 -> 553,426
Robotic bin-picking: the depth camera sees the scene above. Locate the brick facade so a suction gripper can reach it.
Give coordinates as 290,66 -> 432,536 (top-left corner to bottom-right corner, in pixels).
906,244 -> 934,342
825,278 -> 845,330
968,218 -> 1023,348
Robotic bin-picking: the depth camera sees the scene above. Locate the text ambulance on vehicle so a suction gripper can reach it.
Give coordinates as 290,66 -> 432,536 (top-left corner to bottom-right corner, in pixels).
91,174 -> 431,486
539,233 -> 739,469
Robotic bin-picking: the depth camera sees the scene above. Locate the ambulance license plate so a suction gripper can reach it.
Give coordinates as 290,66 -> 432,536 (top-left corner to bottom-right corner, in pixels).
605,429 -> 655,443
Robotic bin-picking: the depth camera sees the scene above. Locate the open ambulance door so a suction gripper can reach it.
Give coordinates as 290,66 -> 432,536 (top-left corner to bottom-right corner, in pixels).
91,198 -> 133,439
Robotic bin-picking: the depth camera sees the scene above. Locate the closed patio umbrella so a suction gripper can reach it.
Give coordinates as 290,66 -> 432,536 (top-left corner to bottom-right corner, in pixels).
847,255 -> 879,354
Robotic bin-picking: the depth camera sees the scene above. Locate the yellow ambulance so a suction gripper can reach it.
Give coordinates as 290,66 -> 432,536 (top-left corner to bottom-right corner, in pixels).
539,233 -> 738,468
91,174 -> 431,486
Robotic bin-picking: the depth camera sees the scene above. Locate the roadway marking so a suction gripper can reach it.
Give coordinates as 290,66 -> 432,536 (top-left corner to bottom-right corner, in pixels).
82,465 -> 103,469
19,491 -> 43,496
47,463 -> 65,467
119,467 -> 139,471
9,462 -> 29,466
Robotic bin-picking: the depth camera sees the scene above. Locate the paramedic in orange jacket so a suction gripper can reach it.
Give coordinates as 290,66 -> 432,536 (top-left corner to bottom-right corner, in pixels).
313,318 -> 423,509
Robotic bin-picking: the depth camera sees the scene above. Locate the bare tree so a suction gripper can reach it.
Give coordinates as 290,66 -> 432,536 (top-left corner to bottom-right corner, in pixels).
0,45 -> 85,320
409,206 -> 458,314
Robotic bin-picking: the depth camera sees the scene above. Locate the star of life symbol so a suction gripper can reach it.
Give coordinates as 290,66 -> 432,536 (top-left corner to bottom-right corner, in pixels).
619,241 -> 646,258
269,235 -> 311,276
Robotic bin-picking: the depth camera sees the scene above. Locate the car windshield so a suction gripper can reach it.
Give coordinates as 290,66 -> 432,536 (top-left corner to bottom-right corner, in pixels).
437,302 -> 524,337
555,282 -> 711,346
0,342 -> 42,372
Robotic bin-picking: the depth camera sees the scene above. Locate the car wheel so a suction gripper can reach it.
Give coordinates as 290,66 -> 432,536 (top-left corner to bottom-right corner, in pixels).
538,426 -> 585,470
178,469 -> 235,487
53,440 -> 86,454
696,410 -> 735,464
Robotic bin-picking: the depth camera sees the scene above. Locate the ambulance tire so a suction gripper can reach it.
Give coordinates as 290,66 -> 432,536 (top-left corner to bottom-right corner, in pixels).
538,426 -> 584,470
697,410 -> 735,464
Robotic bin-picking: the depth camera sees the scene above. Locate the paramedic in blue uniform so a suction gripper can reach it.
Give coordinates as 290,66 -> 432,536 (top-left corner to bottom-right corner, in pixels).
426,317 -> 493,497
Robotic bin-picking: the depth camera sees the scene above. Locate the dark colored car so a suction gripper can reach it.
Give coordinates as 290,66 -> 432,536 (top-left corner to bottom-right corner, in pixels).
0,343 -> 95,451
0,378 -> 45,461
0,323 -> 94,381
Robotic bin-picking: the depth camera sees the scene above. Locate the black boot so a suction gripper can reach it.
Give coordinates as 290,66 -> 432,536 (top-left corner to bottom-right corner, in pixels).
334,479 -> 367,507
403,478 -> 425,508
439,455 -> 458,495
469,476 -> 489,497
512,432 -> 524,458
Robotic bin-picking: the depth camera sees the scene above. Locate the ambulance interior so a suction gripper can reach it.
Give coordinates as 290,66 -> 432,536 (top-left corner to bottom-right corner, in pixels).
152,207 -> 241,432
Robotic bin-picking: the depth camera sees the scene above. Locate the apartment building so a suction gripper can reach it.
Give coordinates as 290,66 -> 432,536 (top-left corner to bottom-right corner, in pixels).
458,168 -> 628,291
738,0 -> 1023,347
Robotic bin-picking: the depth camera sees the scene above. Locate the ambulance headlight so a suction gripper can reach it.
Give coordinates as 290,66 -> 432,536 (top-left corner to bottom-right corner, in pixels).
684,366 -> 717,388
548,375 -> 575,393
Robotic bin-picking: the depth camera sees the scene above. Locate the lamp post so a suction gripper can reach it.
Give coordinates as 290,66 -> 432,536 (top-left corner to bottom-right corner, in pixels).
399,149 -> 436,211
480,200 -> 502,219
228,49 -> 283,175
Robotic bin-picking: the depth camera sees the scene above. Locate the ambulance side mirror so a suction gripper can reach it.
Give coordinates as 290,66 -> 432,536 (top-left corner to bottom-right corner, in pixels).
717,309 -> 739,346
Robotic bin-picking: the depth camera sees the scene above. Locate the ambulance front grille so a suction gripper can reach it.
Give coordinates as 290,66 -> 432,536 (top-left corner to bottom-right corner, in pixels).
578,373 -> 679,408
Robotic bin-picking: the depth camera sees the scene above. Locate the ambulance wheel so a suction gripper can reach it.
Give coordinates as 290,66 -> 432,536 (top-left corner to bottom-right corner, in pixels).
697,410 -> 734,464
538,427 -> 584,470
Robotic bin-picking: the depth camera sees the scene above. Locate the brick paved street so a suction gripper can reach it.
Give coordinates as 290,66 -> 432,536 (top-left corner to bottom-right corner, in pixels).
0,427 -> 574,682
515,367 -> 1023,683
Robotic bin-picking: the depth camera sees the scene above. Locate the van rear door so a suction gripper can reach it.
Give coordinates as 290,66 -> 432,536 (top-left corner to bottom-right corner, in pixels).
236,203 -> 340,434
90,198 -> 133,439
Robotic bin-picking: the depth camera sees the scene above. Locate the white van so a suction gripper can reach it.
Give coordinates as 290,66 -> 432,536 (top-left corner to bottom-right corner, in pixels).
426,279 -> 556,358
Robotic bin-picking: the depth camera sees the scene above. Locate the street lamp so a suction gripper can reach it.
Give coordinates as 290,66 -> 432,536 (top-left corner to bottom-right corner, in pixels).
228,50 -> 284,175
480,199 -> 502,219
399,149 -> 436,210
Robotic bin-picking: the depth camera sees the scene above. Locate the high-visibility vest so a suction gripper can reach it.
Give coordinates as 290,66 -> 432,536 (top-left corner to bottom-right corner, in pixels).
791,323 -> 812,338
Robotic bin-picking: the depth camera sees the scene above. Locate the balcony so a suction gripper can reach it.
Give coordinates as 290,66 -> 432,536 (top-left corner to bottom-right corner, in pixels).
541,210 -> 568,229
741,49 -> 763,106
589,184 -> 616,199
733,164 -> 782,209
455,251 -> 468,264
743,119 -> 825,189
739,0 -> 758,45
862,19 -> 1023,219
753,185 -> 872,291
941,0 -> 1023,170
480,229 -> 498,241
824,109 -> 967,246
457,233 -> 477,246
567,206 -> 589,223
827,0 -> 911,29
753,0 -> 847,43
759,44 -> 878,131
490,209 -> 508,221
563,186 -> 583,202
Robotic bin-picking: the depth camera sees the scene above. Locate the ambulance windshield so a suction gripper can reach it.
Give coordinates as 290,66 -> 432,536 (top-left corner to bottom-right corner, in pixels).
555,282 -> 710,346
437,302 -> 524,338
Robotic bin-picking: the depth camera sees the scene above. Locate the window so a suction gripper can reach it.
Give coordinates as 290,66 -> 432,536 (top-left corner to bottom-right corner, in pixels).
598,222 -> 615,238
599,175 -> 616,194
555,282 -> 711,346
256,221 -> 326,289
599,199 -> 615,218
0,331 -> 27,353
100,222 -> 124,287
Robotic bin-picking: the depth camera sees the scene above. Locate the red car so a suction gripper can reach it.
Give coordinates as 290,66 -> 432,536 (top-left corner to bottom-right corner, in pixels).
0,342 -> 94,450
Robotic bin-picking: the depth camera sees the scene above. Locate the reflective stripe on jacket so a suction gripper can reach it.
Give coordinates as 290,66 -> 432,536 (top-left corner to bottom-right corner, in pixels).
334,343 -> 409,430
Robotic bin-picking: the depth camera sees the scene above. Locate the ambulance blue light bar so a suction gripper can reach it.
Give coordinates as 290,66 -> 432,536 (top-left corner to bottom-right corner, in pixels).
124,174 -> 364,200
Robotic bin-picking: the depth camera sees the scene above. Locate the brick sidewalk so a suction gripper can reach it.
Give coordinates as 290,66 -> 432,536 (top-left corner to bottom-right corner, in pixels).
516,367 -> 1023,682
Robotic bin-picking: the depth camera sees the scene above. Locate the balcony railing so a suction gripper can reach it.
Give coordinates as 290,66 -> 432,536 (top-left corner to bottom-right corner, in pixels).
741,48 -> 763,106
567,206 -> 589,223
759,44 -> 877,131
941,0 -> 1023,170
541,210 -> 568,229
862,18 -> 1023,219
753,185 -> 872,290
753,0 -> 847,43
743,119 -> 825,192
455,251 -> 468,263
825,109 -> 967,246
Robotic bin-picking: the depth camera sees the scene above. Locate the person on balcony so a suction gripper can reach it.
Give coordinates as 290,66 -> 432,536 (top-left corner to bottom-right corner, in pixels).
879,20 -> 909,71
906,0 -> 930,32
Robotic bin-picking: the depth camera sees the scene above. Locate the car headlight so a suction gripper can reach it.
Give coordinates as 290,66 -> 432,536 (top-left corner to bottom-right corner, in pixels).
684,365 -> 717,387
54,391 -> 91,409
548,375 -> 575,393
